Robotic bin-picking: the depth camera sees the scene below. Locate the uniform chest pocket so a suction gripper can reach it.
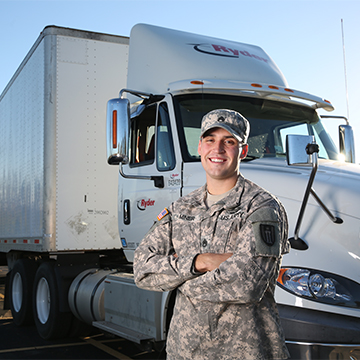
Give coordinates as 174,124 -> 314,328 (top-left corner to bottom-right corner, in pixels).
213,220 -> 238,253
172,219 -> 200,255
212,209 -> 244,252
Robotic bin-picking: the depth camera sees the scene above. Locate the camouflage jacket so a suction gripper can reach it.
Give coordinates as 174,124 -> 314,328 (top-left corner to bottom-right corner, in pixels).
134,175 -> 290,360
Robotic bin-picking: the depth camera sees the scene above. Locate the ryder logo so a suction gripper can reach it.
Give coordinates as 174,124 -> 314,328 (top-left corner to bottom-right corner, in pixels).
191,43 -> 268,63
137,198 -> 155,211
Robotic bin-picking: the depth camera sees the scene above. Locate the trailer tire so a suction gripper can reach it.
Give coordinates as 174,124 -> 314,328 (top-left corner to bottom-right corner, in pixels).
33,261 -> 72,339
9,258 -> 38,326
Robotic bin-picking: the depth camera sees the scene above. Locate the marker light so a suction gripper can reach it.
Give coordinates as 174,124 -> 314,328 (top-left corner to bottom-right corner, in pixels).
251,83 -> 262,88
277,268 -> 360,308
112,110 -> 117,149
190,80 -> 204,85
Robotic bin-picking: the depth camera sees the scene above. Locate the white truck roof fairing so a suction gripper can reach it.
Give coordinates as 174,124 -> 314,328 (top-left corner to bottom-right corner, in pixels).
126,24 -> 288,94
167,79 -> 334,111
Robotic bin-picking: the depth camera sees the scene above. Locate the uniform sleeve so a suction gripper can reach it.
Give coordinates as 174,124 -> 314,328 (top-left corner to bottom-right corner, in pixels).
179,205 -> 289,304
133,211 -> 201,292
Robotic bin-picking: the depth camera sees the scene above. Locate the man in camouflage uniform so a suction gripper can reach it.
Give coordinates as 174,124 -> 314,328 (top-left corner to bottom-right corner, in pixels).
134,109 -> 290,359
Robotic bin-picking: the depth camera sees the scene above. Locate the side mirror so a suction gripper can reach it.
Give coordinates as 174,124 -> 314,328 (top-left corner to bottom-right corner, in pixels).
106,98 -> 130,165
286,135 -> 315,166
339,124 -> 356,163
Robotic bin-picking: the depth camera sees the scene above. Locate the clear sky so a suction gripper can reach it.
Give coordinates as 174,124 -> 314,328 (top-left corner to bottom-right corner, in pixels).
1,0 -> 359,161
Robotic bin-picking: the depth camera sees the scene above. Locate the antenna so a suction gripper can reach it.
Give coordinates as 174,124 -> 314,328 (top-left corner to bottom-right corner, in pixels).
341,19 -> 350,120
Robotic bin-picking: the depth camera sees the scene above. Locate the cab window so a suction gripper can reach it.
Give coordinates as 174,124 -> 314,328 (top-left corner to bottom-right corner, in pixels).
157,102 -> 175,171
130,105 -> 156,165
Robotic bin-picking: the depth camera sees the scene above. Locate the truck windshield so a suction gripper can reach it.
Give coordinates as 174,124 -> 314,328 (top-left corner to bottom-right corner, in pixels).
173,94 -> 339,162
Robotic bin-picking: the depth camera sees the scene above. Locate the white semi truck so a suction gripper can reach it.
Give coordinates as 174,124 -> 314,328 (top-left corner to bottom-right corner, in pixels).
1,24 -> 359,359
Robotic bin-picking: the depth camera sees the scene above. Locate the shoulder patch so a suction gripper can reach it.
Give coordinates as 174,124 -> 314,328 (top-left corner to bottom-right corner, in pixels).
260,224 -> 276,246
157,208 -> 169,221
143,208 -> 171,238
249,207 -> 281,257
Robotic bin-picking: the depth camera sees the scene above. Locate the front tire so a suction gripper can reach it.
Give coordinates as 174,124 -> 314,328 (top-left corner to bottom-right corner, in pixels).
33,261 -> 72,339
9,258 -> 38,326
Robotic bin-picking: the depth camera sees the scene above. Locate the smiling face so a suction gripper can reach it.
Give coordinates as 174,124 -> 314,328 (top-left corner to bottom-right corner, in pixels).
198,127 -> 248,194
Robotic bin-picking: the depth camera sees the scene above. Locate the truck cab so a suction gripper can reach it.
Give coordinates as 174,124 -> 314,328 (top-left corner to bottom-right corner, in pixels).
103,24 -> 360,359
114,87 -> 340,261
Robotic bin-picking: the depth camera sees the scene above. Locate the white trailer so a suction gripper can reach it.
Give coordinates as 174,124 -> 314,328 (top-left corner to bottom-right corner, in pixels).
0,26 -> 129,338
1,24 -> 360,359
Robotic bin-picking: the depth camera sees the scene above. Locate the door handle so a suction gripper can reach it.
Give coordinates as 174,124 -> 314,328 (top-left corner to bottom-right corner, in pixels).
124,199 -> 130,225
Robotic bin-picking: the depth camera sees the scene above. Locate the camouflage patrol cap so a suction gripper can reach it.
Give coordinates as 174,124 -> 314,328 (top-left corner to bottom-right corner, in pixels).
200,109 -> 250,144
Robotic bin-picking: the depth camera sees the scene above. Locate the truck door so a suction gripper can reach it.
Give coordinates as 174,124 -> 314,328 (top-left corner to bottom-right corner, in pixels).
119,101 -> 182,261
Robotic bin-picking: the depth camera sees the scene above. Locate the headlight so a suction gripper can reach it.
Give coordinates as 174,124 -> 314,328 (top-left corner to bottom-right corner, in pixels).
277,268 -> 360,309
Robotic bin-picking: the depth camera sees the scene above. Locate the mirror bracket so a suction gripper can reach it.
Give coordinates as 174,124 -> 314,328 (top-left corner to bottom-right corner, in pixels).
286,135 -> 343,250
119,164 -> 164,189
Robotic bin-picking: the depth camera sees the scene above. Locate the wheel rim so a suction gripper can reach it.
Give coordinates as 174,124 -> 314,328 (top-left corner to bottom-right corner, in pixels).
36,277 -> 50,324
12,272 -> 23,312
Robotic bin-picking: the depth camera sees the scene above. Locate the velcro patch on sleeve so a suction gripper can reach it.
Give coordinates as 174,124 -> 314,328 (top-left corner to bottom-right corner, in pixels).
143,208 -> 171,238
157,208 -> 169,221
249,207 -> 281,257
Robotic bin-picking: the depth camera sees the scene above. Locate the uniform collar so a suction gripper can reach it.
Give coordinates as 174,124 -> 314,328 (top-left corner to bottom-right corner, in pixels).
199,175 -> 245,212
